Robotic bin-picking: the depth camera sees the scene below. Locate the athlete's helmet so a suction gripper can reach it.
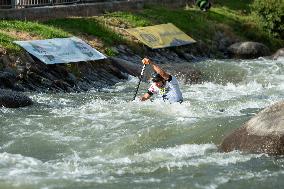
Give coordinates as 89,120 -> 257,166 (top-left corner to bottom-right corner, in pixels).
151,72 -> 163,82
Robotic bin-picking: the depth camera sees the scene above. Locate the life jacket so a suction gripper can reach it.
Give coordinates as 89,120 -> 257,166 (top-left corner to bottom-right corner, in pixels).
147,75 -> 183,103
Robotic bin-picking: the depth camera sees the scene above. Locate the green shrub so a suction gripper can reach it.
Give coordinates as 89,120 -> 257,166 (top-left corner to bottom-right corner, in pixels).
251,0 -> 284,38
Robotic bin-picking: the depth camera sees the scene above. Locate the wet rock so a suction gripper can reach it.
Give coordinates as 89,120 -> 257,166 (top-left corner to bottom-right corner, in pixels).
228,41 -> 270,59
117,45 -> 128,54
109,57 -> 141,77
51,80 -> 72,92
3,66 -> 18,76
26,71 -> 44,84
1,55 -> 10,67
13,83 -> 26,92
0,59 -> 4,71
66,72 -> 77,86
0,89 -> 33,108
41,77 -> 53,87
271,48 -> 284,60
174,48 -> 197,62
0,71 -> 17,89
104,62 -> 128,80
187,41 -> 211,58
160,64 -> 202,84
77,81 -> 90,92
213,31 -> 238,54
220,101 -> 284,155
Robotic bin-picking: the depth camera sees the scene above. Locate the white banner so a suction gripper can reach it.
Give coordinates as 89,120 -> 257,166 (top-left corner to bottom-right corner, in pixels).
14,37 -> 106,64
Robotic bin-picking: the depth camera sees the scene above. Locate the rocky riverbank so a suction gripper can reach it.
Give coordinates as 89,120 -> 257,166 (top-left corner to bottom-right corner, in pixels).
1,36 -> 283,108
0,42 -> 207,92
0,40 -> 209,107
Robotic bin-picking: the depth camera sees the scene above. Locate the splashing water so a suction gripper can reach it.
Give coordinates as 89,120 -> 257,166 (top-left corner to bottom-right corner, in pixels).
1,58 -> 284,189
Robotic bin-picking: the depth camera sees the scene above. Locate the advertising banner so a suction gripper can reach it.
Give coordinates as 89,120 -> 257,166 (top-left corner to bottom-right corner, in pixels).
126,23 -> 196,49
14,37 -> 106,64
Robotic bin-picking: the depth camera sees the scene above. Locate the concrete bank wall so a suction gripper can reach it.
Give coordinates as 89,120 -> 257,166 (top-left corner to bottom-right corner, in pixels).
0,0 -> 194,21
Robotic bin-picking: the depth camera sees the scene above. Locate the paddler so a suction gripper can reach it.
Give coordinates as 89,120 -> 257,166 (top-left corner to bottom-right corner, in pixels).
140,58 -> 183,103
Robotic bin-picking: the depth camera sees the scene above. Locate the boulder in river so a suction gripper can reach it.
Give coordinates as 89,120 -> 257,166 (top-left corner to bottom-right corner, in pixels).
228,41 -> 270,59
220,101 -> 284,155
0,89 -> 33,108
271,48 -> 284,60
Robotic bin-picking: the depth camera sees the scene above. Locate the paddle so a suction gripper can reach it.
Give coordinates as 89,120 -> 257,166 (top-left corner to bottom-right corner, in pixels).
132,64 -> 146,101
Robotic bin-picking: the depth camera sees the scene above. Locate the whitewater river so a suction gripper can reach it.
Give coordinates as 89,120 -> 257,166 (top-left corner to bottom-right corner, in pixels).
1,58 -> 284,189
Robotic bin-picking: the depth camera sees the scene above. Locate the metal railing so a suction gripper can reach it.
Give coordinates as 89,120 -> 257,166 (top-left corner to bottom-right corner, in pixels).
0,0 -> 124,9
0,0 -> 12,8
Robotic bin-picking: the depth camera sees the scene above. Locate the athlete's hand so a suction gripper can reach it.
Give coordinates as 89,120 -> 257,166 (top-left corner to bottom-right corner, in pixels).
142,58 -> 152,65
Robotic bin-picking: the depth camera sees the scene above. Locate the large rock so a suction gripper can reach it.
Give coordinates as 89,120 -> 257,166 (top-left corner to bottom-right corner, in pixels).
220,101 -> 284,155
228,41 -> 270,59
0,89 -> 33,108
271,48 -> 284,60
109,57 -> 141,77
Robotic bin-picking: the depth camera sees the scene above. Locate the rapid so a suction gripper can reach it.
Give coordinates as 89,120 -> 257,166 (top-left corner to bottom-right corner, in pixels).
1,58 -> 284,189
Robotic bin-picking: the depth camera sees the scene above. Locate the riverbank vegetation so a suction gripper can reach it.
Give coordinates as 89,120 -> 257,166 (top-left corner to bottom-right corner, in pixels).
0,0 -> 283,54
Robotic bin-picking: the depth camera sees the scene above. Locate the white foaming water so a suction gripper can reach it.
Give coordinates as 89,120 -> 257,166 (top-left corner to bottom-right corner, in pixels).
0,152 -> 42,167
44,144 -> 256,177
1,58 -> 284,189
142,144 -> 217,160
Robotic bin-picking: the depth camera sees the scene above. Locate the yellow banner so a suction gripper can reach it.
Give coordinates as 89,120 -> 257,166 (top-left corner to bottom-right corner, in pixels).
126,23 -> 196,49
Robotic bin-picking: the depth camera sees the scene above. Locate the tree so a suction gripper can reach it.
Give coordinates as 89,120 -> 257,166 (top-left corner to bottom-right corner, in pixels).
252,0 -> 284,39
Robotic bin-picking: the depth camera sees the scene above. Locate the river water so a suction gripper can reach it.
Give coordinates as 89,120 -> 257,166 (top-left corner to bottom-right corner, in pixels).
1,58 -> 284,189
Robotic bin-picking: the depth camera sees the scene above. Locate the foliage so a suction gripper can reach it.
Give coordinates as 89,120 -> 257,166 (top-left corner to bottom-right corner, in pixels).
104,47 -> 118,57
251,0 -> 284,38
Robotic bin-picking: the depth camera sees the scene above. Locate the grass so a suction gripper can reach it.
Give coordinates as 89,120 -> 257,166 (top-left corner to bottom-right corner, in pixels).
214,0 -> 253,12
104,5 -> 282,50
105,11 -> 152,27
0,32 -> 21,52
0,18 -> 123,53
0,20 -> 69,53
44,18 -> 123,45
0,2 -> 283,54
0,20 -> 69,38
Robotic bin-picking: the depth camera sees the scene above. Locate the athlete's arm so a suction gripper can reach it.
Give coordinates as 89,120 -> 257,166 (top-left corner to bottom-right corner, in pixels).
142,58 -> 170,80
140,92 -> 151,101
